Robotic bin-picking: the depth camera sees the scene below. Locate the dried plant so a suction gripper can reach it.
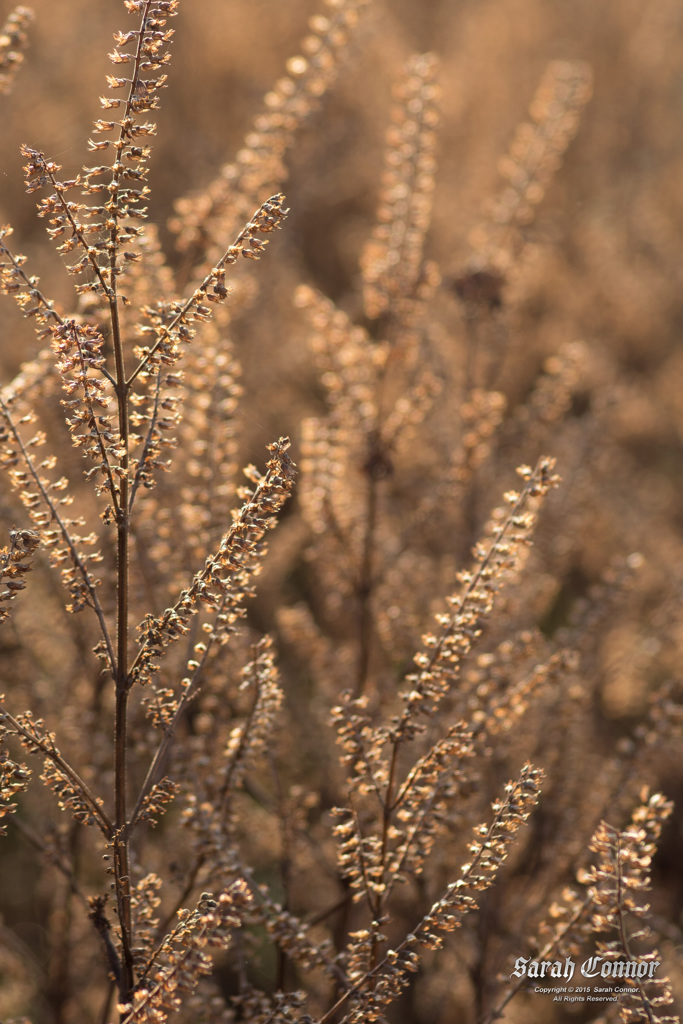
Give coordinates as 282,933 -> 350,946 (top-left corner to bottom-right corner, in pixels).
0,3 -> 681,1024
0,5 -> 32,96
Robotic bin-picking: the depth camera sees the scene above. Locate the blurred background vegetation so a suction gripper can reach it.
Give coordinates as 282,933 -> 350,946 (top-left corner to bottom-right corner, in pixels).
1,1 -> 682,1020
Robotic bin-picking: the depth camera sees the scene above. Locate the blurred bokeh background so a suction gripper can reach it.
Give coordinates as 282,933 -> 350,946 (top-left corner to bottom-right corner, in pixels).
1,1 -> 682,1021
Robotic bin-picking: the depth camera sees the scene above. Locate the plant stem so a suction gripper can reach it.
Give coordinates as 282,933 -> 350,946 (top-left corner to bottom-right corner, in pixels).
112,375 -> 134,1002
354,469 -> 378,698
110,211 -> 134,1010
108,5 -> 160,1003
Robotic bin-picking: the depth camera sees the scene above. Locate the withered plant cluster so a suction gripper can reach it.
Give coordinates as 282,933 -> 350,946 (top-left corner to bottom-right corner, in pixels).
0,2 -> 681,1024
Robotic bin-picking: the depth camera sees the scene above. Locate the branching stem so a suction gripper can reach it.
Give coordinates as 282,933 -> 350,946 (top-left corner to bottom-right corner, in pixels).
109,4 -> 158,1005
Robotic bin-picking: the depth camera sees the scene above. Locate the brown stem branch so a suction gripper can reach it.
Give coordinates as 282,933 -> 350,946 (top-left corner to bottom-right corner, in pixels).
0,395 -> 116,674
0,706 -> 113,835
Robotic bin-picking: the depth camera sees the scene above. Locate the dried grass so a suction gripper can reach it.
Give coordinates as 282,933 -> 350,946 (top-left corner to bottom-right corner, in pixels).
0,2 -> 681,1023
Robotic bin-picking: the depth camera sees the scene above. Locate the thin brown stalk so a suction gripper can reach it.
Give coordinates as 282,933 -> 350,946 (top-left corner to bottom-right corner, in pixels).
0,706 -> 113,834
0,395 -> 116,671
